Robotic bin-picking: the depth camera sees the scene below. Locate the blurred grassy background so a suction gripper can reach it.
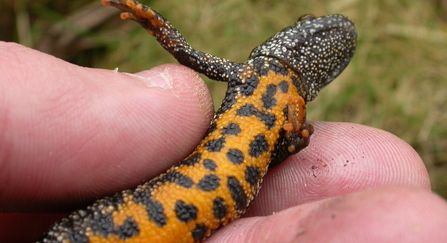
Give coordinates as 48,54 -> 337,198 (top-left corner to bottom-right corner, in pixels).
1,0 -> 446,197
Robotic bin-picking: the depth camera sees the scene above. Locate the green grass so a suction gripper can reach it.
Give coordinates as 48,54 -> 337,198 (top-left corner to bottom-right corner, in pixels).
3,0 -> 447,197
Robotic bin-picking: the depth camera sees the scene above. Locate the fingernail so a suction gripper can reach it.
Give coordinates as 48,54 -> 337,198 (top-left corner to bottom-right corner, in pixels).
121,69 -> 174,89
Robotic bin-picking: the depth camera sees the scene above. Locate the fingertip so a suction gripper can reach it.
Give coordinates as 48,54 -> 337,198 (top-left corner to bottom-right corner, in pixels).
247,122 -> 430,216
307,122 -> 429,189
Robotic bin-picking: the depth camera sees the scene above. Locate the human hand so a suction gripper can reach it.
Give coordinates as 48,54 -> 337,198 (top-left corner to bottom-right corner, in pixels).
0,41 -> 214,241
1,42 -> 446,242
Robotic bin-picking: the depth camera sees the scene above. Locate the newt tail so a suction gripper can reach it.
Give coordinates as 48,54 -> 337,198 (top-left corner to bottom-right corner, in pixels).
38,1 -> 356,242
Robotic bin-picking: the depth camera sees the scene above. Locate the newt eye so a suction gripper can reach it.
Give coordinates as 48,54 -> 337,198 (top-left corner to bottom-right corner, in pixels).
297,14 -> 315,23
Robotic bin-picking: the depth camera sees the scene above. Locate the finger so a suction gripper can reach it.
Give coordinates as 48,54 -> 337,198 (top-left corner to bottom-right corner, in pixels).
246,122 -> 430,216
0,42 -> 214,212
207,186 -> 447,243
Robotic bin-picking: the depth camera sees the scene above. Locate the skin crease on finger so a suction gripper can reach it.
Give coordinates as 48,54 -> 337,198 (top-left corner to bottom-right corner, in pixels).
0,42 -> 214,213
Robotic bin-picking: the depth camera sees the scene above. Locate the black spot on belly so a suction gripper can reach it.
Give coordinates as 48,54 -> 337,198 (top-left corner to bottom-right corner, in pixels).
236,104 -> 276,129
197,174 -> 220,191
161,171 -> 194,188
204,137 -> 226,152
175,200 -> 198,223
89,211 -> 114,237
226,149 -> 244,165
262,84 -> 278,109
258,112 -> 276,129
213,197 -> 228,220
222,122 -> 241,135
180,153 -> 202,166
203,159 -> 217,171
117,217 -> 139,240
245,166 -> 261,187
236,104 -> 257,116
134,191 -> 167,227
278,80 -> 289,93
227,176 -> 247,211
239,75 -> 259,96
262,96 -> 276,109
249,134 -> 269,158
192,224 -> 208,241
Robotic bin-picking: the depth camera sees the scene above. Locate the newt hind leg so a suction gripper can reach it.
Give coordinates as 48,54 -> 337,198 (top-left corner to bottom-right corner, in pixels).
270,95 -> 313,167
102,0 -> 240,81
